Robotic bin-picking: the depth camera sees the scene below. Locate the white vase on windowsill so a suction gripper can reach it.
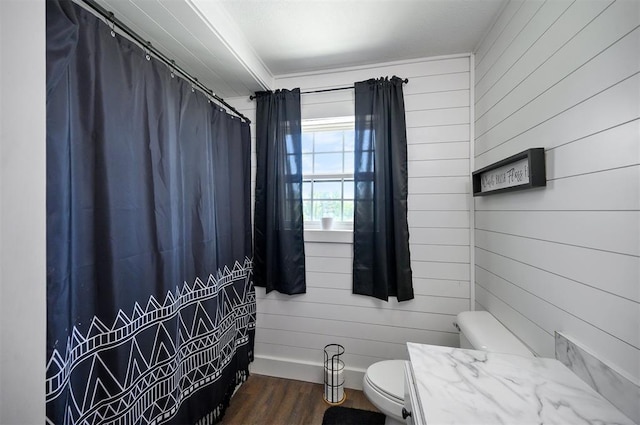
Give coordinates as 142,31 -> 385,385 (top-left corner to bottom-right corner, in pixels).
321,217 -> 334,230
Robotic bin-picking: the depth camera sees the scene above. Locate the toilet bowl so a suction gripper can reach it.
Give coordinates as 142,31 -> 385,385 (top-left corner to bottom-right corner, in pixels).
362,311 -> 533,424
362,360 -> 406,425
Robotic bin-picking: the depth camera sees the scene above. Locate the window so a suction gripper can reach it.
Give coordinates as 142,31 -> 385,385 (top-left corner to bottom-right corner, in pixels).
302,117 -> 354,228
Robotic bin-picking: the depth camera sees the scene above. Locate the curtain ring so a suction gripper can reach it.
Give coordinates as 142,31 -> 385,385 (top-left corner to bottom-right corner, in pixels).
145,42 -> 152,61
108,12 -> 116,37
169,60 -> 176,79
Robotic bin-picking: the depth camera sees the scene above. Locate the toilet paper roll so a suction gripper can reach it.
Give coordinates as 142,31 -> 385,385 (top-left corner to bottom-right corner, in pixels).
324,359 -> 344,403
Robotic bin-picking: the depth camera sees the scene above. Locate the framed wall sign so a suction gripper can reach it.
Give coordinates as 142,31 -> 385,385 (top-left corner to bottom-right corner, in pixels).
472,148 -> 546,196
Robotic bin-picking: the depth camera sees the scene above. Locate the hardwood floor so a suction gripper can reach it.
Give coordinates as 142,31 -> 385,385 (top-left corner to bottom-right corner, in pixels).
221,374 -> 380,425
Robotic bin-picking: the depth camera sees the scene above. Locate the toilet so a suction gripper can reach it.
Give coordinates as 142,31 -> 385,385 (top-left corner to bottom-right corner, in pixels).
362,311 -> 533,425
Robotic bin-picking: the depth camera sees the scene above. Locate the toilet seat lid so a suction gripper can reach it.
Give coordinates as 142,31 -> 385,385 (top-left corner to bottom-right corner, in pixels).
366,360 -> 405,401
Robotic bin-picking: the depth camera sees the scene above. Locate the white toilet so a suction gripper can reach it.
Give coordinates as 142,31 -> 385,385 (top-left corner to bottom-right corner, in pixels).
362,311 -> 533,425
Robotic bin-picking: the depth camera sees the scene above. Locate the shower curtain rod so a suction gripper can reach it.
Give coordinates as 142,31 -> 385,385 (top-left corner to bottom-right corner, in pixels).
77,0 -> 251,124
248,78 -> 409,101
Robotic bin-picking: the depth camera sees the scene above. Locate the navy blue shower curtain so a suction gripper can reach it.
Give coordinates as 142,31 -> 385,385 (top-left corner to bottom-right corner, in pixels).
46,1 -> 255,424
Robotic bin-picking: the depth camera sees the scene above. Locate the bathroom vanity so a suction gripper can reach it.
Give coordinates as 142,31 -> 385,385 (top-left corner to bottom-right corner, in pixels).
403,342 -> 635,425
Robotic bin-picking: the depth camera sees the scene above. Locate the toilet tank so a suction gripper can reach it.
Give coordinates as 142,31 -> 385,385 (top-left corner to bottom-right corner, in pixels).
456,311 -> 533,357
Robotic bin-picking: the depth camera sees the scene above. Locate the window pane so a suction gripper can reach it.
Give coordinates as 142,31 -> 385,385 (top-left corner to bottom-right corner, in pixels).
286,182 -> 302,199
344,129 -> 355,151
356,180 -> 374,199
361,129 -> 373,150
313,180 -> 342,200
302,133 -> 314,153
302,181 -> 312,199
343,152 -> 354,174
286,153 -> 301,175
342,201 -> 354,222
314,131 -> 343,152
285,134 -> 296,153
300,118 -> 355,225
313,200 -> 341,220
314,153 -> 343,174
357,151 -> 374,173
343,180 -> 354,199
302,153 -> 313,174
303,200 -> 312,221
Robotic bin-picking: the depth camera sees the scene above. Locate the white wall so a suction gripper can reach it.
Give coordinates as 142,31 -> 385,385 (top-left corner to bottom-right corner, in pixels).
228,55 -> 473,388
473,0 -> 639,387
0,0 -> 47,423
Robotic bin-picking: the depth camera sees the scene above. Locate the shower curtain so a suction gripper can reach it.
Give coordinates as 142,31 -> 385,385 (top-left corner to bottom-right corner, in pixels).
46,1 -> 255,424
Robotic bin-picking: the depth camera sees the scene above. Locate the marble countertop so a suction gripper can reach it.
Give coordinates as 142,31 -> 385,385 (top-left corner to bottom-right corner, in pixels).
407,342 -> 635,425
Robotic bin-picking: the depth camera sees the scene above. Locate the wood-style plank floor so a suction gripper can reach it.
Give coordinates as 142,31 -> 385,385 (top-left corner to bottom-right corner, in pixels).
221,374 -> 380,425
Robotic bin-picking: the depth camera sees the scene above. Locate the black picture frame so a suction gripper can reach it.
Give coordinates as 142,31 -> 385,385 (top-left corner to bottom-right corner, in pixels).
472,148 -> 546,196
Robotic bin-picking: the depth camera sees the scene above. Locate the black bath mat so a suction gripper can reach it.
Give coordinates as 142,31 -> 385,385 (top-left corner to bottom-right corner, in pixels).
322,406 -> 386,425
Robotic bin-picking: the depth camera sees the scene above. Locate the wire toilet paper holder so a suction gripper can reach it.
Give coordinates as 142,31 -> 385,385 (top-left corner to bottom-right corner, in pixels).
323,344 -> 346,405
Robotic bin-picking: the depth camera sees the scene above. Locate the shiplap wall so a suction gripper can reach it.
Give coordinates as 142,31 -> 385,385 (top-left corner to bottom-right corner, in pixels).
473,0 -> 639,392
227,55 -> 473,388
0,1 -> 46,422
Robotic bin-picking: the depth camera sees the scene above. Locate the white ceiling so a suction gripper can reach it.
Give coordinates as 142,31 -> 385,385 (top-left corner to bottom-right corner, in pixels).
219,0 -> 507,75
92,0 -> 507,98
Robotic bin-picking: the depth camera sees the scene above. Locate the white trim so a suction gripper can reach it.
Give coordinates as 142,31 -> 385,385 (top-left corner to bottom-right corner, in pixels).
250,355 -> 365,390
469,53 -> 476,311
275,53 -> 474,80
303,173 -> 353,180
304,220 -> 353,231
186,0 -> 274,91
302,116 -> 355,132
304,229 -> 353,244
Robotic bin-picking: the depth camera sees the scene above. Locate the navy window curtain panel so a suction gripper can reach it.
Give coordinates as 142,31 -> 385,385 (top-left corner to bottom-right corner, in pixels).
46,1 -> 255,424
353,76 -> 414,302
253,90 -> 306,295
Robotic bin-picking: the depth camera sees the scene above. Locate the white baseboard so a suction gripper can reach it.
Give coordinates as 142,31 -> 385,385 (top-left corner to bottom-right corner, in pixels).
249,354 -> 366,391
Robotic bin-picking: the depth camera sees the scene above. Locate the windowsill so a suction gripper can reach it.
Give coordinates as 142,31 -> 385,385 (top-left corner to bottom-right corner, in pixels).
304,229 -> 353,244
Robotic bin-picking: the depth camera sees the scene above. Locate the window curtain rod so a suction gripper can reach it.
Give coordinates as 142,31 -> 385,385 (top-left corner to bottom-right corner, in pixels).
76,0 -> 251,124
248,78 -> 409,101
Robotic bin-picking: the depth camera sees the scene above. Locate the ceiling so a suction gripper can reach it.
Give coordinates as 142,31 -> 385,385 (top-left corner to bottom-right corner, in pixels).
91,0 -> 507,98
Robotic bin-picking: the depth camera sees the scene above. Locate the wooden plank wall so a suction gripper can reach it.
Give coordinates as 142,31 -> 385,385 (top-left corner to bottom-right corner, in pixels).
0,2 -> 47,422
473,0 -> 639,387
227,55 -> 473,388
